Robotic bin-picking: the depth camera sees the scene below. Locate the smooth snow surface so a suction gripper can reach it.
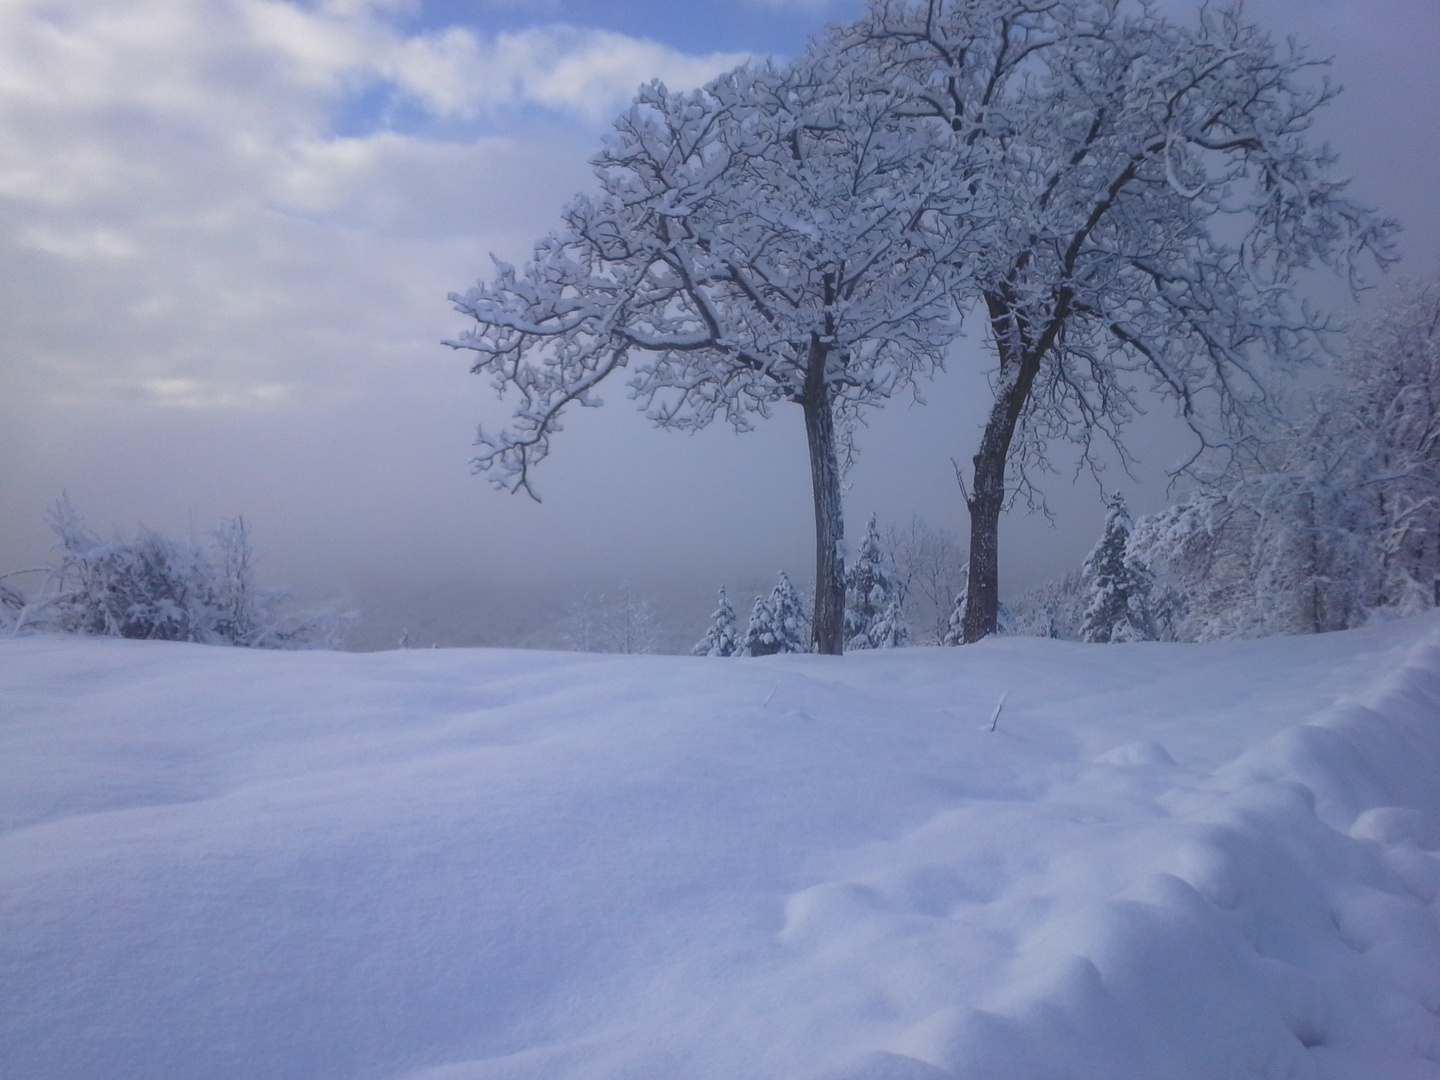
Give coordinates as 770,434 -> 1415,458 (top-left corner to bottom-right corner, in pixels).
4,618 -> 1440,1079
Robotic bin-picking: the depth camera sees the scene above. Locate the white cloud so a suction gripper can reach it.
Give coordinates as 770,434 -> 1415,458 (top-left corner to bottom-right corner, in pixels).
0,0 -> 784,601
235,0 -> 753,124
17,225 -> 140,261
376,25 -> 752,122
140,377 -> 295,409
0,0 -> 752,416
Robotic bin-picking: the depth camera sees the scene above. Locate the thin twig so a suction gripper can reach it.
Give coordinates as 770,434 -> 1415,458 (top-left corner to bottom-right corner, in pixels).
989,691 -> 1008,732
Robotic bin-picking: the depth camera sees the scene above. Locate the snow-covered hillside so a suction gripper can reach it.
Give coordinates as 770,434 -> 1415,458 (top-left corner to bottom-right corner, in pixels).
4,619 -> 1440,1080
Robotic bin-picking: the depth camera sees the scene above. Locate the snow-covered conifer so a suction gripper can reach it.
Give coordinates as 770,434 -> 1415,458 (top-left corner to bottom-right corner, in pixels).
868,597 -> 910,650
693,587 -> 741,657
742,573 -> 809,656
1081,495 -> 1155,643
940,571 -> 969,647
845,514 -> 909,649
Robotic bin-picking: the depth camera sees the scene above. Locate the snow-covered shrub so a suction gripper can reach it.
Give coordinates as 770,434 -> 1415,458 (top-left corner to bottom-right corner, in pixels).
0,576 -> 30,635
6,499 -> 345,648
742,572 -> 809,656
693,586 -> 741,657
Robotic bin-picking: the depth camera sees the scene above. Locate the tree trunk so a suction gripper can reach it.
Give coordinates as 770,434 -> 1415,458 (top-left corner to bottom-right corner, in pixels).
803,337 -> 846,655
961,293 -> 1047,643
962,447 -> 1006,643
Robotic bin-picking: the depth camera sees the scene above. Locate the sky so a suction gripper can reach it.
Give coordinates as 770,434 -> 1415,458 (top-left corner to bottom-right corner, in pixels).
1,0 -> 1437,646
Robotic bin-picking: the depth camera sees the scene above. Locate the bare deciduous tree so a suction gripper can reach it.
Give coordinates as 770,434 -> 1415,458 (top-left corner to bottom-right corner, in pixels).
447,52 -> 977,653
851,0 -> 1397,640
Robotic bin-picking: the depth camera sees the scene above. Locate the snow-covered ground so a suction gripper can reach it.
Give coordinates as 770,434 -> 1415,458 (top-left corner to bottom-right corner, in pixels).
4,618 -> 1440,1080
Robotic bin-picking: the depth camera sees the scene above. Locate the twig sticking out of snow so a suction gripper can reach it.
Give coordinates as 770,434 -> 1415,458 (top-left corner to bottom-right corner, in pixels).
763,681 -> 780,707
989,692 -> 1008,732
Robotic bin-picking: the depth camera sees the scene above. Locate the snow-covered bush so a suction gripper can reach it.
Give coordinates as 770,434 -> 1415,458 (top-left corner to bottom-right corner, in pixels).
693,587 -> 741,657
0,576 -> 29,635
742,573 -> 809,656
5,499 -> 345,648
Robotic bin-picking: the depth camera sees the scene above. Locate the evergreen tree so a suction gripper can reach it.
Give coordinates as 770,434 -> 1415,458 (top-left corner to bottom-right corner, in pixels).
742,573 -> 809,656
1080,495 -> 1154,643
940,571 -> 969,647
845,514 -> 909,649
868,597 -> 910,650
693,586 -> 741,657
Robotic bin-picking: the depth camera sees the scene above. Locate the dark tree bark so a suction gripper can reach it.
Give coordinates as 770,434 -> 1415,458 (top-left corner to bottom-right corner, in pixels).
802,333 -> 846,655
961,290 -> 1059,643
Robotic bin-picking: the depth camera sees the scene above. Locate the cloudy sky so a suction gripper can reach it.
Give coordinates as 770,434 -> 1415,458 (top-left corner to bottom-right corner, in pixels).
1,0 -> 1436,645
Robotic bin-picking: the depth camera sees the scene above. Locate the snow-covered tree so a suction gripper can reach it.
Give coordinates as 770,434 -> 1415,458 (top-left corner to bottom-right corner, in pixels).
1128,276 -> 1440,639
742,572 -> 809,656
447,47 -> 980,654
1005,570 -> 1086,641
883,516 -> 967,644
561,585 -> 661,654
693,586 -> 741,657
7,499 -> 343,648
869,598 -> 910,650
849,0 -> 1396,642
1337,276 -> 1440,610
1080,495 -> 1155,643
845,513 -> 909,649
940,571 -> 968,647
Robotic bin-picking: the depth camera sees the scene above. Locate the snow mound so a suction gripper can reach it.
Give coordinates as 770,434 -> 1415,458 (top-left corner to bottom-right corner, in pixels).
3,617 -> 1440,1079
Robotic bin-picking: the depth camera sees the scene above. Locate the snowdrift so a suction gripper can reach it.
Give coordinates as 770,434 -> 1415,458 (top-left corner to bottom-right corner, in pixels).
3,617 -> 1440,1080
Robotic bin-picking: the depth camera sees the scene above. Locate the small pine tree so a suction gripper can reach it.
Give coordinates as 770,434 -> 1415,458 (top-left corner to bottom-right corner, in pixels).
693,586 -> 740,657
845,514 -> 909,649
869,597 -> 909,649
742,572 -> 809,656
940,570 -> 968,646
1081,494 -> 1155,643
